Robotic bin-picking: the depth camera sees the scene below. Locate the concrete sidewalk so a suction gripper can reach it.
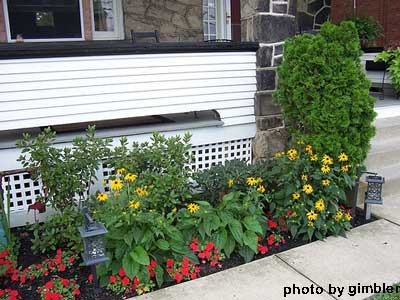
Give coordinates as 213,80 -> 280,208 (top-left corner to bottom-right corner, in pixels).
132,219 -> 400,300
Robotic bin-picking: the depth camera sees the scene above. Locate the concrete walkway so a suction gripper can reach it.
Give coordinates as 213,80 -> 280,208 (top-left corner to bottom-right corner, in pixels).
131,100 -> 400,300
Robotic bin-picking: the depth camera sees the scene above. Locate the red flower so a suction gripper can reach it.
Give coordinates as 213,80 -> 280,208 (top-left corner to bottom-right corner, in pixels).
204,251 -> 211,259
109,276 -> 117,284
61,278 -> 69,287
121,277 -> 130,285
210,261 -> 216,267
45,281 -> 53,290
73,289 -> 80,295
133,277 -> 140,285
257,236 -> 262,242
174,272 -> 183,283
198,252 -> 205,259
118,268 -> 126,277
0,249 -> 9,259
181,267 -> 189,276
190,272 -> 197,280
68,257 -> 75,263
54,256 -> 62,265
189,242 -> 199,252
286,210 -> 293,216
43,270 -> 49,276
88,274 -> 94,283
192,238 -> 198,244
182,257 -> 189,268
267,219 -> 278,229
205,242 -> 214,251
11,273 -> 18,281
56,249 -> 62,255
194,266 -> 201,273
20,276 -> 26,284
281,237 -> 286,244
267,234 -> 275,246
149,270 -> 155,278
58,264 -> 66,271
274,242 -> 280,247
257,244 -> 268,254
150,259 -> 157,268
166,268 -> 173,274
166,259 -> 174,267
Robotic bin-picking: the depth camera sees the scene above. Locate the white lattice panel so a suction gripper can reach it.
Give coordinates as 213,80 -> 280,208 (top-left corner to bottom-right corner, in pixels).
1,172 -> 43,213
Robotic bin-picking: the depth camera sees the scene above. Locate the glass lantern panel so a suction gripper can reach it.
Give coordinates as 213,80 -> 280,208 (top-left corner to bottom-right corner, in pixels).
84,236 -> 107,259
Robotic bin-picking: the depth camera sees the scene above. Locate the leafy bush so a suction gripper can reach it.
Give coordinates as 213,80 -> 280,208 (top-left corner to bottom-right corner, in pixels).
275,21 -> 376,173
17,126 -> 112,210
347,16 -> 383,46
375,47 -> 400,92
30,207 -> 83,254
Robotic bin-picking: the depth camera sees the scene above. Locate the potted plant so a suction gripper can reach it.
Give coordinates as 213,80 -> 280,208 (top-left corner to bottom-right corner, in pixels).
347,16 -> 383,50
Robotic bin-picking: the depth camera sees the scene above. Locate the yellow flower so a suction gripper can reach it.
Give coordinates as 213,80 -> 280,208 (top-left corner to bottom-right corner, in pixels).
305,145 -> 313,155
335,211 -> 343,221
274,151 -> 285,158
257,185 -> 266,193
321,155 -> 333,165
124,173 -> 138,182
307,221 -> 314,228
287,149 -> 297,160
110,179 -> 123,191
302,184 -> 313,194
171,207 -> 177,214
301,174 -> 308,181
246,177 -> 258,186
315,199 -> 325,211
341,165 -> 350,172
321,165 -> 330,174
187,203 -> 200,214
292,192 -> 300,200
97,192 -> 108,202
135,187 -> 149,197
102,179 -> 107,185
345,213 -> 352,221
256,177 -> 263,184
116,168 -> 126,175
228,178 -> 234,187
129,200 -> 140,209
306,210 -> 318,221
322,179 -> 330,186
338,153 -> 348,162
310,154 -> 318,161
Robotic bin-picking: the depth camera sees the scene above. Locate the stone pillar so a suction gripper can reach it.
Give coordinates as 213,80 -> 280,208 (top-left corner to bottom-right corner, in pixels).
241,0 -> 296,161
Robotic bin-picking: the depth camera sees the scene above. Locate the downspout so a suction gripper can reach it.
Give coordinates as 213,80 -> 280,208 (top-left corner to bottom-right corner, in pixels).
353,0 -> 357,16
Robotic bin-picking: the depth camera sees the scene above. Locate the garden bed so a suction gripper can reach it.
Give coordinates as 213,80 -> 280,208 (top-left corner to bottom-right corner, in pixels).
1,208 -> 375,300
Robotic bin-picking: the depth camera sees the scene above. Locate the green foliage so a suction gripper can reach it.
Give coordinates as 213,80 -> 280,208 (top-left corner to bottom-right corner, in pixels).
347,16 -> 383,45
370,283 -> 400,300
375,47 -> 400,91
16,126 -> 112,211
275,21 -> 376,172
0,186 -> 11,248
30,206 -> 83,254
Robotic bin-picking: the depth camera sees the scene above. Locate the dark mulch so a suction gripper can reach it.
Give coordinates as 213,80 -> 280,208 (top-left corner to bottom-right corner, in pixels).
1,208 -> 376,300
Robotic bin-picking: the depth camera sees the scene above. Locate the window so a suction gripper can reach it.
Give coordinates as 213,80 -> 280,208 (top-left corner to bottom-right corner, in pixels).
4,0 -> 83,41
202,0 -> 233,41
91,0 -> 123,40
203,0 -> 217,41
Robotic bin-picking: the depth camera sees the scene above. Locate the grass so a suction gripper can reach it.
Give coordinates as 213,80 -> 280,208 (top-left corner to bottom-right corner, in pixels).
370,283 -> 400,300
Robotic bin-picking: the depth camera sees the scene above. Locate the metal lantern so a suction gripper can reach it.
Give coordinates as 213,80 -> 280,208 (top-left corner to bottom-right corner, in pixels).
364,174 -> 385,220
78,207 -> 109,266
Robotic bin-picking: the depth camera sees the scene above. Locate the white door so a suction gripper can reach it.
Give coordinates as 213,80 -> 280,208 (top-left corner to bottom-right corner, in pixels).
91,0 -> 123,40
203,0 -> 231,41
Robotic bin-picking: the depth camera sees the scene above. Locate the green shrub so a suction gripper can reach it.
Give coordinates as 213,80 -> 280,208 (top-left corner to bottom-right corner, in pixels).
275,21 -> 376,173
346,16 -> 382,46
375,47 -> 400,92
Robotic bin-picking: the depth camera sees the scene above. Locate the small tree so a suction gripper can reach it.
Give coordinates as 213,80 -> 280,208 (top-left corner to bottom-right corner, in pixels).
275,21 -> 376,172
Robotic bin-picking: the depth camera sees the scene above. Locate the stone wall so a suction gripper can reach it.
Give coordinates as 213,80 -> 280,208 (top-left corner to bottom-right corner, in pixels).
123,0 -> 203,42
297,0 -> 331,32
241,0 -> 296,161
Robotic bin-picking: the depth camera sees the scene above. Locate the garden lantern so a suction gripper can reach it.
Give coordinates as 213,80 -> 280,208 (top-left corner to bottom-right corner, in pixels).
78,207 -> 109,266
364,174 -> 385,220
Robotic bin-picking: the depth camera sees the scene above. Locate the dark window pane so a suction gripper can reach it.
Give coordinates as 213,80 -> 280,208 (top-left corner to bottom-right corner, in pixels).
7,0 -> 82,39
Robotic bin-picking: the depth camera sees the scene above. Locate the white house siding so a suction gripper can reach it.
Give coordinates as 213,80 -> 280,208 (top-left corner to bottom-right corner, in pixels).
0,52 -> 257,131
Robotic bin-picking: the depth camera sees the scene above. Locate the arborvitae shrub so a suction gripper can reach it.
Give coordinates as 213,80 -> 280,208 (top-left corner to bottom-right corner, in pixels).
275,21 -> 376,171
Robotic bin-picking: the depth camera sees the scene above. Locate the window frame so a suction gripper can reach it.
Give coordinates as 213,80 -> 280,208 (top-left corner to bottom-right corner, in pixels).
90,0 -> 124,40
203,0 -> 231,41
3,0 -> 85,42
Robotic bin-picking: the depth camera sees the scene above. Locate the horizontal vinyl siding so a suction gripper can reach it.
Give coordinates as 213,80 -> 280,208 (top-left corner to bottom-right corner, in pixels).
0,52 -> 257,131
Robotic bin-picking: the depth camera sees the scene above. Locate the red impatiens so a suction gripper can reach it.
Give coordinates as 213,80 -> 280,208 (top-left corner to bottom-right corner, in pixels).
190,239 -> 223,268
165,257 -> 201,283
107,268 -> 142,295
267,219 -> 278,229
38,277 -> 80,300
0,289 -> 21,300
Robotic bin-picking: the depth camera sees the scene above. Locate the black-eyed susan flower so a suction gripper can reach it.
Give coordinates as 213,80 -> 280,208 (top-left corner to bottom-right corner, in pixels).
257,185 -> 266,193
345,213 -> 352,221
228,178 -> 234,187
125,173 -> 138,182
302,184 -> 313,194
321,165 -> 330,174
246,177 -> 258,186
129,200 -> 140,209
322,179 -> 330,186
135,187 -> 149,197
116,168 -> 126,175
292,192 -> 300,200
301,174 -> 308,181
321,155 -> 333,165
110,179 -> 123,191
256,177 -> 263,184
338,153 -> 348,162
335,211 -> 343,221
315,199 -> 325,211
306,210 -> 318,221
305,145 -> 313,155
307,221 -> 314,228
341,165 -> 350,172
310,154 -> 318,161
287,149 -> 297,160
97,192 -> 108,202
187,203 -> 200,214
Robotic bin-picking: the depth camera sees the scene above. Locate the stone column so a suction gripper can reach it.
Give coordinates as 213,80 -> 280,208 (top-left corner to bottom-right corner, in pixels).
241,0 -> 296,161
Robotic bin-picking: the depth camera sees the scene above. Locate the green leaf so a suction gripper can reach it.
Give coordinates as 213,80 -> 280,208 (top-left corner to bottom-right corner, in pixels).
239,245 -> 255,263
228,219 -> 243,245
218,211 -> 234,225
243,230 -> 258,252
154,265 -> 164,287
156,239 -> 170,251
290,225 -> 298,238
195,200 -> 211,207
210,214 -> 221,231
133,228 -> 144,244
124,234 -> 133,247
315,231 -> 324,240
130,246 -> 150,266
203,218 -> 212,237
307,228 -> 315,241
213,228 -> 227,250
224,235 -> 236,258
243,216 -> 263,234
123,254 -> 139,279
